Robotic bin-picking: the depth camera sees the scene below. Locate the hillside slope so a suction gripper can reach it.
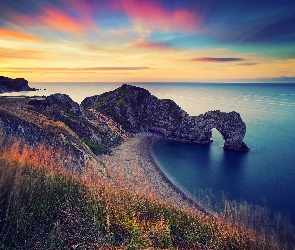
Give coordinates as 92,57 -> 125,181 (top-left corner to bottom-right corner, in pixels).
0,95 -> 127,178
1,159 -> 282,250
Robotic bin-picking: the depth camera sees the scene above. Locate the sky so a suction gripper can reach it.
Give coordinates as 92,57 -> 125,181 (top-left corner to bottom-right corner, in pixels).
0,0 -> 294,83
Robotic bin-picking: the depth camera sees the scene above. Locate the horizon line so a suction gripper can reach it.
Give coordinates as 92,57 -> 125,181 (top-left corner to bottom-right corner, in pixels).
29,81 -> 295,84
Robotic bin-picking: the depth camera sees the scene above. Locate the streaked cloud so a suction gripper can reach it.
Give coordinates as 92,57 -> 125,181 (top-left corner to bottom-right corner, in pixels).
63,0 -> 99,28
0,28 -> 41,42
10,7 -> 91,35
189,57 -> 245,63
1,67 -> 152,72
239,63 -> 259,66
130,39 -> 177,51
0,0 -> 294,82
6,4 -> 97,36
110,0 -> 200,32
0,47 -> 46,60
205,6 -> 295,45
38,7 -> 89,35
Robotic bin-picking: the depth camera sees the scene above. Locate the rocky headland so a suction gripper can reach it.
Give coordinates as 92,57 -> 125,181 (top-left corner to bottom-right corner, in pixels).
0,76 -> 36,93
82,84 -> 249,151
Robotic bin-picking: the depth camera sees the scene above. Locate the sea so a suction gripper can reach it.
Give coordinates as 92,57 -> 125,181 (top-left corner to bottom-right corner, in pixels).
2,82 -> 295,223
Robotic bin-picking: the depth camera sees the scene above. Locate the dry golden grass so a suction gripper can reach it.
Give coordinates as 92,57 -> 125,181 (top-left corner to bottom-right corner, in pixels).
1,154 -> 293,249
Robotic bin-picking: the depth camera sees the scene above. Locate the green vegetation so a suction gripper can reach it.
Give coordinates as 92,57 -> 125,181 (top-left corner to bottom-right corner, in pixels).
82,138 -> 106,155
0,158 -> 293,249
113,88 -> 134,106
91,92 -> 112,109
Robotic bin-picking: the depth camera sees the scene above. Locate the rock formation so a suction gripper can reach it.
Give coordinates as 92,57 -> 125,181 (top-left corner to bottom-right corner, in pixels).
28,93 -> 127,153
196,111 -> 249,151
82,84 -> 249,151
0,76 -> 36,93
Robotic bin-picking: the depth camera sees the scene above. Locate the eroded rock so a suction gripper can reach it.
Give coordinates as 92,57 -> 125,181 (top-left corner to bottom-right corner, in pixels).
82,84 -> 249,151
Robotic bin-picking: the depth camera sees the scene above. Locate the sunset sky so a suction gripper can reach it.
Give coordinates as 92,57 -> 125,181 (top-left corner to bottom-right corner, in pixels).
0,0 -> 294,82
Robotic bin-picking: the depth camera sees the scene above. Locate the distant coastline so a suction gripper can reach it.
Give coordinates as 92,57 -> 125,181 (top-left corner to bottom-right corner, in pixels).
0,76 -> 37,94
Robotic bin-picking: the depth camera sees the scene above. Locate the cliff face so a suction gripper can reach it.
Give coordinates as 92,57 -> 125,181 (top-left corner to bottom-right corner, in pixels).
28,94 -> 127,154
82,84 -> 186,134
82,84 -> 249,151
0,76 -> 36,93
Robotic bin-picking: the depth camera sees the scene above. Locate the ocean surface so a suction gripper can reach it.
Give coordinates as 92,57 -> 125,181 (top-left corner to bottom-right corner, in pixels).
2,82 -> 295,223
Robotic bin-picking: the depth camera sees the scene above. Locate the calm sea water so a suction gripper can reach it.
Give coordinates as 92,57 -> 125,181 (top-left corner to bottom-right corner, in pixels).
149,83 -> 295,224
2,82 -> 295,222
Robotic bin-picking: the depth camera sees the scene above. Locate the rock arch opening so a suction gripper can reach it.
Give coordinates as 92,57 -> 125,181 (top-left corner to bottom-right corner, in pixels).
211,128 -> 224,145
194,110 -> 249,152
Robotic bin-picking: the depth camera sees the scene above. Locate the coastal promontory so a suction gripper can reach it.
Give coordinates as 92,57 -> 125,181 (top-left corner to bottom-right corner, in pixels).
0,76 -> 36,93
82,84 -> 249,151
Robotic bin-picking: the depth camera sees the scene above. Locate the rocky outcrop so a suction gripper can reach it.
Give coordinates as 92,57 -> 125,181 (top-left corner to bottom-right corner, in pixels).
197,111 -> 248,151
0,76 -> 36,93
82,84 -> 249,151
81,84 -> 187,134
28,94 -> 127,154
179,111 -> 249,151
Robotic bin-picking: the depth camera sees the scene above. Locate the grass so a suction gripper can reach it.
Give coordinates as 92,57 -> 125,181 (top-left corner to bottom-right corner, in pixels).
0,157 -> 294,249
194,188 -> 295,249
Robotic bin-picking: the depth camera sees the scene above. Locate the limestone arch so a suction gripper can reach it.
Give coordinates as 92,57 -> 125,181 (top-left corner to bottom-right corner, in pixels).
200,110 -> 249,151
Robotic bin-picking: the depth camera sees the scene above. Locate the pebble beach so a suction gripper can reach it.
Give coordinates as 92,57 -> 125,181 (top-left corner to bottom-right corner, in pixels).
99,133 -> 206,214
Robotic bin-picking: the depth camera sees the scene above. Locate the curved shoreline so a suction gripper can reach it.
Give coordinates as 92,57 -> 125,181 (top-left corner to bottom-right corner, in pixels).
137,134 -> 208,215
99,133 -> 211,217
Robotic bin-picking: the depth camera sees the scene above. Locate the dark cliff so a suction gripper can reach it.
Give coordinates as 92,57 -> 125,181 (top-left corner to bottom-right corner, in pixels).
82,84 -> 249,151
28,93 -> 126,153
0,76 -> 36,93
82,84 -> 186,134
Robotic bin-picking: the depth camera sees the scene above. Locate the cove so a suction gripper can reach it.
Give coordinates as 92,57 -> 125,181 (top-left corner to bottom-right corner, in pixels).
151,129 -> 295,224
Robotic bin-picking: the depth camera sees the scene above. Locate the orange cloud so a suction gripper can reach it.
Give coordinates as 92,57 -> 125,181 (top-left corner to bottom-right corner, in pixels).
1,67 -> 151,72
0,54 -> 44,60
0,47 -> 49,60
112,0 -> 199,32
0,28 -> 41,42
39,7 -> 88,35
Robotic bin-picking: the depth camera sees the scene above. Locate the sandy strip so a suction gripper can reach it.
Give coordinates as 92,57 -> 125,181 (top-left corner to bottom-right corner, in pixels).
98,133 -> 207,214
